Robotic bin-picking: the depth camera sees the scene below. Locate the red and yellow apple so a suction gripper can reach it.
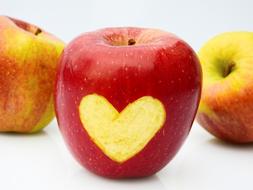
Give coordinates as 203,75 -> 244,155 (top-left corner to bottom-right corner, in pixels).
55,27 -> 202,178
197,32 -> 253,143
0,16 -> 64,133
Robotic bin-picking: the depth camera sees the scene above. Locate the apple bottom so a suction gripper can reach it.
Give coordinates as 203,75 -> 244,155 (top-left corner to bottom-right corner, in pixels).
61,121 -> 189,178
197,113 -> 253,143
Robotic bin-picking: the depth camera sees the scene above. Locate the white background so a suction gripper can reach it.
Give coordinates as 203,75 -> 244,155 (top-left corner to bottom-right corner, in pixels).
1,0 -> 253,190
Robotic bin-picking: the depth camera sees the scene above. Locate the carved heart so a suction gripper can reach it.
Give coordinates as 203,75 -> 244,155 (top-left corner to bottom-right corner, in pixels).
79,94 -> 166,163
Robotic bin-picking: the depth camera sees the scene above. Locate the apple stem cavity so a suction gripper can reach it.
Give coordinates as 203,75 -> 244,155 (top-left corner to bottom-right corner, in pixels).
223,61 -> 235,77
8,17 -> 42,36
128,39 -> 136,46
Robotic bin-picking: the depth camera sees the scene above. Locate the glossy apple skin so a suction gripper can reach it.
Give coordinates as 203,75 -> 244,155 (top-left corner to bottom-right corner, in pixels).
0,16 -> 64,133
55,27 -> 202,178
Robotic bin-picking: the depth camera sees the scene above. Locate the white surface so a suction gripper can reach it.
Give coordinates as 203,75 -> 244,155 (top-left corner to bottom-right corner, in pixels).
0,121 -> 252,190
1,0 -> 253,190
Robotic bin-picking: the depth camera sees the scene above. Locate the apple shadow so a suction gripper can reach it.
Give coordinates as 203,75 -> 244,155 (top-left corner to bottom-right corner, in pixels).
0,129 -> 48,138
64,167 -> 167,190
207,138 -> 253,150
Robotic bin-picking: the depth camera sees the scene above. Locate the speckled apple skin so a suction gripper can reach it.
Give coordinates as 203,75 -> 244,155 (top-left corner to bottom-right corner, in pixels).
55,28 -> 202,178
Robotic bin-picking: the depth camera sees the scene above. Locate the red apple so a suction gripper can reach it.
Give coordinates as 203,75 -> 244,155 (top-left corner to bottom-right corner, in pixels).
55,27 -> 202,178
0,16 -> 64,133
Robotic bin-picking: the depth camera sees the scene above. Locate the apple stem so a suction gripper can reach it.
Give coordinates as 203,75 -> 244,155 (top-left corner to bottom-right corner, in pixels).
223,61 -> 235,77
34,28 -> 42,35
128,39 -> 136,46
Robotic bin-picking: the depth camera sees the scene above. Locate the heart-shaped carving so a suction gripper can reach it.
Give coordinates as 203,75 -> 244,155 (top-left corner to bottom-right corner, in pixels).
79,94 -> 166,163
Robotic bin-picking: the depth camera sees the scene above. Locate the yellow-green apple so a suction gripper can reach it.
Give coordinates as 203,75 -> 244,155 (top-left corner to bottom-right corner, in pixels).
55,27 -> 202,178
197,32 -> 253,143
0,16 -> 64,133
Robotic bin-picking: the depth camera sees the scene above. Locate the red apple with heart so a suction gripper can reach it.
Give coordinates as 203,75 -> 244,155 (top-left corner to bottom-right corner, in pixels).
55,27 -> 202,178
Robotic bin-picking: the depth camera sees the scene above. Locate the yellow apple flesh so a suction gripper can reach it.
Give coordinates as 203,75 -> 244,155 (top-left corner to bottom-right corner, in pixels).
79,94 -> 166,163
0,16 -> 64,133
197,32 -> 253,143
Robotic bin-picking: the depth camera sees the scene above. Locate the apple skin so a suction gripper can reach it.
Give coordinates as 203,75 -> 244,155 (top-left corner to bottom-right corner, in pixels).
197,32 -> 253,143
0,16 -> 64,133
55,27 -> 202,178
